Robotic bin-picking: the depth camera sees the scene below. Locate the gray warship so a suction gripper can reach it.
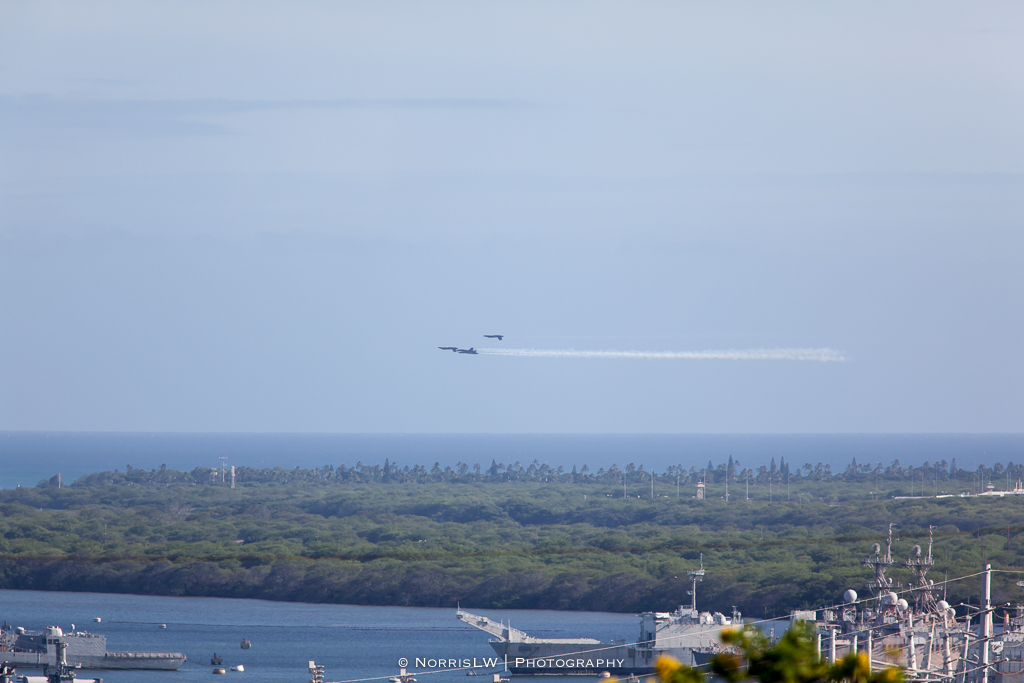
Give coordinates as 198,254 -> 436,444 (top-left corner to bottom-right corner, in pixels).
0,625 -> 186,671
804,525 -> 1001,683
806,524 -> 969,678
827,522 -> 1024,683
458,558 -> 737,675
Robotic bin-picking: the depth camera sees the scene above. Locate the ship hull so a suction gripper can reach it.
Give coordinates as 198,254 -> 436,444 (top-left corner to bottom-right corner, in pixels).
1,627 -> 186,671
0,652 -> 186,671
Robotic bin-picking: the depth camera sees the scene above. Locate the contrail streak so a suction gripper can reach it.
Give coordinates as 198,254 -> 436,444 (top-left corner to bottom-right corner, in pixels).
476,348 -> 846,361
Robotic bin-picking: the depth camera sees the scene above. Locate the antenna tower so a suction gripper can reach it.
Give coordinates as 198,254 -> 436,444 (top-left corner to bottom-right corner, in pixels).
862,523 -> 896,599
906,525 -> 937,611
687,553 -> 705,612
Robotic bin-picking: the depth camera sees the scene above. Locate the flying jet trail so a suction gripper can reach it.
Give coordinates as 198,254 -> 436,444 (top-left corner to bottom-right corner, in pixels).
475,348 -> 845,361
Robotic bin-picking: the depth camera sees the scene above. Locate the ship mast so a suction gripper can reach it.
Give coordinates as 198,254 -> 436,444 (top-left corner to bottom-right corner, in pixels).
687,553 -> 705,612
906,526 -> 938,612
863,523 -> 896,600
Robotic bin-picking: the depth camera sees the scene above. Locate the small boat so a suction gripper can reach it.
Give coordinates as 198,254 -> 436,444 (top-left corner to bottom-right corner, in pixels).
467,671 -> 478,677
598,673 -> 611,679
93,618 -> 101,623
213,668 -> 227,674
159,624 -> 167,629
231,665 -> 245,672
240,640 -> 251,650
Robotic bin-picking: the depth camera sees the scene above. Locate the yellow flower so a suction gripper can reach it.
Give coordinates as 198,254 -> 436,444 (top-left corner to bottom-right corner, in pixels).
877,667 -> 901,683
656,655 -> 682,680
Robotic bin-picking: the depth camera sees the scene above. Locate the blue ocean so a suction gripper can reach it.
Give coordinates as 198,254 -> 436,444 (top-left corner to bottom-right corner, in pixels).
1,432 -> 1022,490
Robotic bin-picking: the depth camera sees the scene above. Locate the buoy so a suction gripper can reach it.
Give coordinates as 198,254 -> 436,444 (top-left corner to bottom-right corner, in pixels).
599,673 -> 612,679
159,624 -> 167,629
231,665 -> 244,672
93,618 -> 102,623
213,668 -> 227,674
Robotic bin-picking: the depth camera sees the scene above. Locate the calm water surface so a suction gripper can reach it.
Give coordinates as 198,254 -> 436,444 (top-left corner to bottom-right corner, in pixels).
0,590 -> 637,683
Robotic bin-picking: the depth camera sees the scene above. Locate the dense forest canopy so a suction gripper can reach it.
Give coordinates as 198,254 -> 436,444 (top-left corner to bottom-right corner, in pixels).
2,457 -> 1024,618
59,455 -> 1024,494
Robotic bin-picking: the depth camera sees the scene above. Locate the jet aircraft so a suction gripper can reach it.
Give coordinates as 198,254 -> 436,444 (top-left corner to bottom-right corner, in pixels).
438,346 -> 458,352
483,335 -> 504,340
457,348 -> 478,354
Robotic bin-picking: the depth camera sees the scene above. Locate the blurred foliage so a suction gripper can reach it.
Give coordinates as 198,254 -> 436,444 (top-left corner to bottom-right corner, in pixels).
656,623 -> 901,683
0,460 -> 1023,613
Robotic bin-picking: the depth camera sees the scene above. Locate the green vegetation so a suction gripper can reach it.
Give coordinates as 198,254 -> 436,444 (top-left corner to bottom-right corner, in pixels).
2,459 -> 1024,615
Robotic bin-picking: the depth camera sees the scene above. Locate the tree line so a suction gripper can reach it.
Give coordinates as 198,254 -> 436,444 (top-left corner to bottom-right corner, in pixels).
59,455 -> 1024,491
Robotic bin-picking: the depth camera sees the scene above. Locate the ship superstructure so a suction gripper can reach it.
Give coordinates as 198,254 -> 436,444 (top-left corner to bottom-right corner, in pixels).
821,558 -> 1024,683
0,625 -> 186,671
808,526 -> 992,683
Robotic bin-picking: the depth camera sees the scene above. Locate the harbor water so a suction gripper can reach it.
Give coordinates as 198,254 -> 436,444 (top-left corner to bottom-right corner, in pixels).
0,590 -> 637,683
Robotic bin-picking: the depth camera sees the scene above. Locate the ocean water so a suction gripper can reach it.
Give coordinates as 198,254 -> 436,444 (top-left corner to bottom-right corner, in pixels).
1,432 -> 1022,490
0,589 -> 637,683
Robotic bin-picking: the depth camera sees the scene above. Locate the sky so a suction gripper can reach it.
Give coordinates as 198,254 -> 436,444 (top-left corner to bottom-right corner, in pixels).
0,1 -> 1022,434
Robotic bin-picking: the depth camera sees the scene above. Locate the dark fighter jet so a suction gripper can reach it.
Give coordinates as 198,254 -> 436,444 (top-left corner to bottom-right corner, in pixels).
457,348 -> 478,354
483,335 -> 504,340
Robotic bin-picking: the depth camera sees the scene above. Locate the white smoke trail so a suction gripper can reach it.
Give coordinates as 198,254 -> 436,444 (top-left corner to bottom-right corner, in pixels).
476,348 -> 846,362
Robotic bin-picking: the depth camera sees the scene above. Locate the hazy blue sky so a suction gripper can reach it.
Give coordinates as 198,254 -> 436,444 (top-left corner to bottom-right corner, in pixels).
1,1 -> 1021,433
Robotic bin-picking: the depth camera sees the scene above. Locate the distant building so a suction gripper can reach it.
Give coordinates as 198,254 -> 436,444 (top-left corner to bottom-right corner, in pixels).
696,481 -> 705,499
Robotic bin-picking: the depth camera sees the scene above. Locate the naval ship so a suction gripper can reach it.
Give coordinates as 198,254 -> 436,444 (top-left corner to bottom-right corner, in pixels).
0,625 -> 186,671
458,559 -> 736,675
